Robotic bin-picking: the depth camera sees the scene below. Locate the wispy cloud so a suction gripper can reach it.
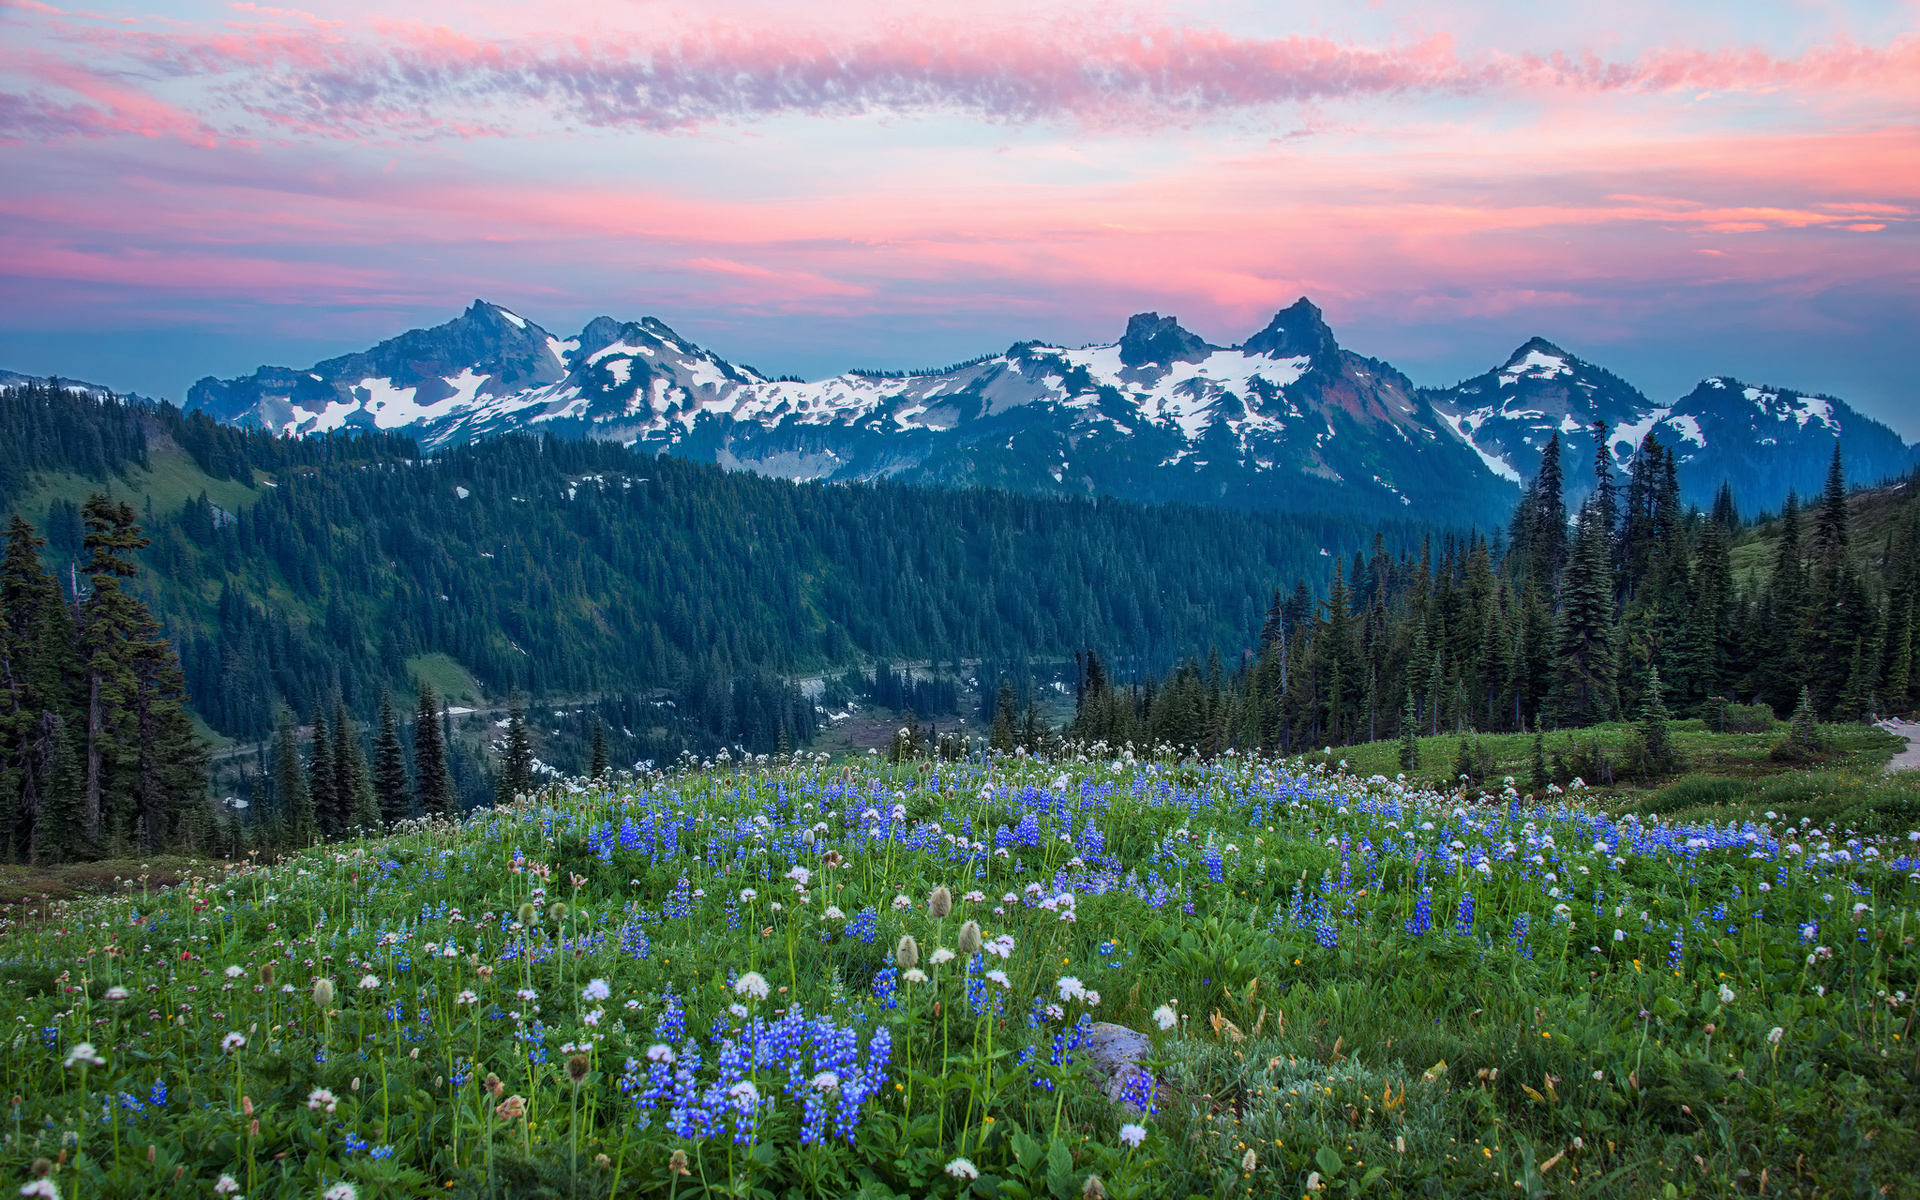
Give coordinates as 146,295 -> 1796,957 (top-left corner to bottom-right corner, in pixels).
5,2 -> 1917,143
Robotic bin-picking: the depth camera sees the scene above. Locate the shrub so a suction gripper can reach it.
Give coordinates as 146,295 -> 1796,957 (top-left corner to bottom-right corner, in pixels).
1643,773 -> 1751,815
1721,703 -> 1779,734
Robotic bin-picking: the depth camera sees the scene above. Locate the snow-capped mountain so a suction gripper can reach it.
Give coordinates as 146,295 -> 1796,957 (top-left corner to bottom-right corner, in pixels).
1423,339 -> 1916,512
186,298 -> 1519,524
183,300 -> 1916,523
0,369 -> 126,400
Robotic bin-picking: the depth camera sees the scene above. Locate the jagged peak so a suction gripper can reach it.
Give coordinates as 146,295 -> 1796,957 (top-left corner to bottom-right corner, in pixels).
1241,297 -> 1337,361
1117,312 -> 1215,368
1502,336 -> 1571,368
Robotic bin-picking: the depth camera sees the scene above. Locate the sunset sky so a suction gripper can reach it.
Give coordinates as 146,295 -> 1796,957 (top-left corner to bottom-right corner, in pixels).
2,0 -> 1915,432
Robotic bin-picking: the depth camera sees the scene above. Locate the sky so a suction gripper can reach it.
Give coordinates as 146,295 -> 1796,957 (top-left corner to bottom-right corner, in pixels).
1,0 -> 1916,434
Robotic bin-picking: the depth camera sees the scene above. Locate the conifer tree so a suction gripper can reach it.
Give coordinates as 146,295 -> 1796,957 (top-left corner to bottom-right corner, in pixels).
1397,691 -> 1419,771
76,495 -> 151,852
333,697 -> 380,832
307,707 -> 338,838
989,681 -> 1017,752
1635,666 -> 1678,779
495,691 -> 535,804
272,705 -> 314,845
29,711 -> 82,864
1452,736 -> 1475,784
1787,686 -> 1823,754
589,716 -> 609,779
372,691 -> 410,826
412,680 -> 456,819
1550,503 -> 1617,725
2,515 -> 80,861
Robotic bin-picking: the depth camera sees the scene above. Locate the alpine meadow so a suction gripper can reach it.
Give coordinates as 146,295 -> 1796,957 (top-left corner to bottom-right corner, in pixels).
3,1 -> 1919,1196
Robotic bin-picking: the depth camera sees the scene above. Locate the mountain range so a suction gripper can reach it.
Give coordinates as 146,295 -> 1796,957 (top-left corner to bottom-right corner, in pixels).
92,300 -> 1919,524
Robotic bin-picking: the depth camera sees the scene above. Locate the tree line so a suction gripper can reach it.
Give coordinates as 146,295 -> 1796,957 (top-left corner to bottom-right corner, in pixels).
1059,424 -> 1919,759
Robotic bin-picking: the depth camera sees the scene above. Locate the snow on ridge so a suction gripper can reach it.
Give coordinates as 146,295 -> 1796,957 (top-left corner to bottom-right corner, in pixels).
493,306 -> 528,330
1433,406 -> 1522,484
1497,348 -> 1572,387
1608,406 -> 1672,464
1792,394 -> 1834,430
1661,413 -> 1706,447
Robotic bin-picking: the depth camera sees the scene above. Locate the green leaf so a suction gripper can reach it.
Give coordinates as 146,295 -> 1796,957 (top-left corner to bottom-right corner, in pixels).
1047,1136 -> 1074,1178
1316,1146 -> 1345,1178
1013,1131 -> 1044,1172
1359,1166 -> 1388,1191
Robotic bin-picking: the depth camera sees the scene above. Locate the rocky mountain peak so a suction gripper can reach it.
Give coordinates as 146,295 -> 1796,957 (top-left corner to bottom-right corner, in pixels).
1503,336 -> 1570,367
1117,313 -> 1216,368
1242,297 -> 1338,361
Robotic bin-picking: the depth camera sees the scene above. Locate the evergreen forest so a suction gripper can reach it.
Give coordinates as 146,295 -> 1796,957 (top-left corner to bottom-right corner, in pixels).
5,380 -> 1920,859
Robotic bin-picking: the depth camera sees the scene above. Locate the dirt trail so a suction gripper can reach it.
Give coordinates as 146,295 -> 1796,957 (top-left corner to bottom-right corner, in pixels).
1875,718 -> 1920,772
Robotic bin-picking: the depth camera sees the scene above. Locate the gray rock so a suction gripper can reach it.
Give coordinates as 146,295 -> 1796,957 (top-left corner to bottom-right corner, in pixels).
1083,1021 -> 1154,1110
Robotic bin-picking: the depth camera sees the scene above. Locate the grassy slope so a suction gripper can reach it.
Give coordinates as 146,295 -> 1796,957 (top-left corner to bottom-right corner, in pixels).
406,652 -> 486,705
10,446 -> 266,524
1727,475 -> 1916,592
1312,718 -> 1919,840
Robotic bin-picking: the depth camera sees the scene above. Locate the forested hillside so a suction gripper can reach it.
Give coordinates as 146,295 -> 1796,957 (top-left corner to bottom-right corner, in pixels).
1058,427 -> 1920,761
0,382 -> 1423,749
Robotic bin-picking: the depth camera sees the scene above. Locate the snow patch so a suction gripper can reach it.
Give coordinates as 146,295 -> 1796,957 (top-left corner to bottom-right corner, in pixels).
1498,348 -> 1572,387
1432,407 -> 1523,484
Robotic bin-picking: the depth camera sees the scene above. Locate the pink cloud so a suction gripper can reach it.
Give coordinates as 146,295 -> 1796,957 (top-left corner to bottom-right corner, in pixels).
4,3 -> 1916,144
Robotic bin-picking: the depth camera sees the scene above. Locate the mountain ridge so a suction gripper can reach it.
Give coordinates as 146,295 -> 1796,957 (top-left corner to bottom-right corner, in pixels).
30,298 -> 1907,525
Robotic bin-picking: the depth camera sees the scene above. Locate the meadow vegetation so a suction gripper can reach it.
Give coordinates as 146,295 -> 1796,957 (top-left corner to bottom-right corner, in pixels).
1,744 -> 1914,1199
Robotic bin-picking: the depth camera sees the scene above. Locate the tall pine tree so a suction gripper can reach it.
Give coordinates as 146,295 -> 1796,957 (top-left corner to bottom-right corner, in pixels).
412,680 -> 456,820
372,691 -> 410,827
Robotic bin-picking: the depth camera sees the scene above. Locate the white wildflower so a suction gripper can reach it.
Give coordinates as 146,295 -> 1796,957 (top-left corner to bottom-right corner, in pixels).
63,1042 -> 105,1068
734,972 -> 770,1001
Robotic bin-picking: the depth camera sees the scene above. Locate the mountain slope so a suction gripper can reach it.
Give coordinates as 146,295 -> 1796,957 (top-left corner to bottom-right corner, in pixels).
185,303 -> 1917,523
188,299 -> 1520,525
1423,340 -> 1917,512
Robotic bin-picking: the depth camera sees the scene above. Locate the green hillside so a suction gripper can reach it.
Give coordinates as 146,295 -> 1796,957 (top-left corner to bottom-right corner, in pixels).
1,383 -> 1427,757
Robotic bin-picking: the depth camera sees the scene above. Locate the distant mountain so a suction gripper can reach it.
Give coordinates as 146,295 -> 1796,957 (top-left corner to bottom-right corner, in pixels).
186,299 -> 1520,523
1422,339 -> 1916,513
182,302 -> 1916,523
0,369 -> 124,400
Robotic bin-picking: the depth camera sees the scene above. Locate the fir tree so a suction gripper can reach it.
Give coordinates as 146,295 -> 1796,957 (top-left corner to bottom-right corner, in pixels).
989,681 -> 1017,752
1786,686 -> 1823,755
1452,736 -> 1476,785
589,716 -> 609,779
495,692 -> 535,805
1550,502 -> 1617,725
1397,690 -> 1419,771
333,696 -> 380,833
412,680 -> 456,819
372,691 -> 409,826
76,495 -> 151,853
2,515 -> 79,861
1635,666 -> 1679,779
307,707 -> 338,838
272,705 -> 314,845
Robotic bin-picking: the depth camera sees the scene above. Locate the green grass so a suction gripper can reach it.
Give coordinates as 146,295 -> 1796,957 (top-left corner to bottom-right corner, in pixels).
1325,719 -> 1899,793
0,751 -> 1913,1199
406,652 -> 485,704
11,446 -> 264,523
0,856 -> 206,906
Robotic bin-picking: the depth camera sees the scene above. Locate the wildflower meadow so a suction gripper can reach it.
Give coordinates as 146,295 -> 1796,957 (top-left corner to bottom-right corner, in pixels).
2,749 -> 1916,1198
